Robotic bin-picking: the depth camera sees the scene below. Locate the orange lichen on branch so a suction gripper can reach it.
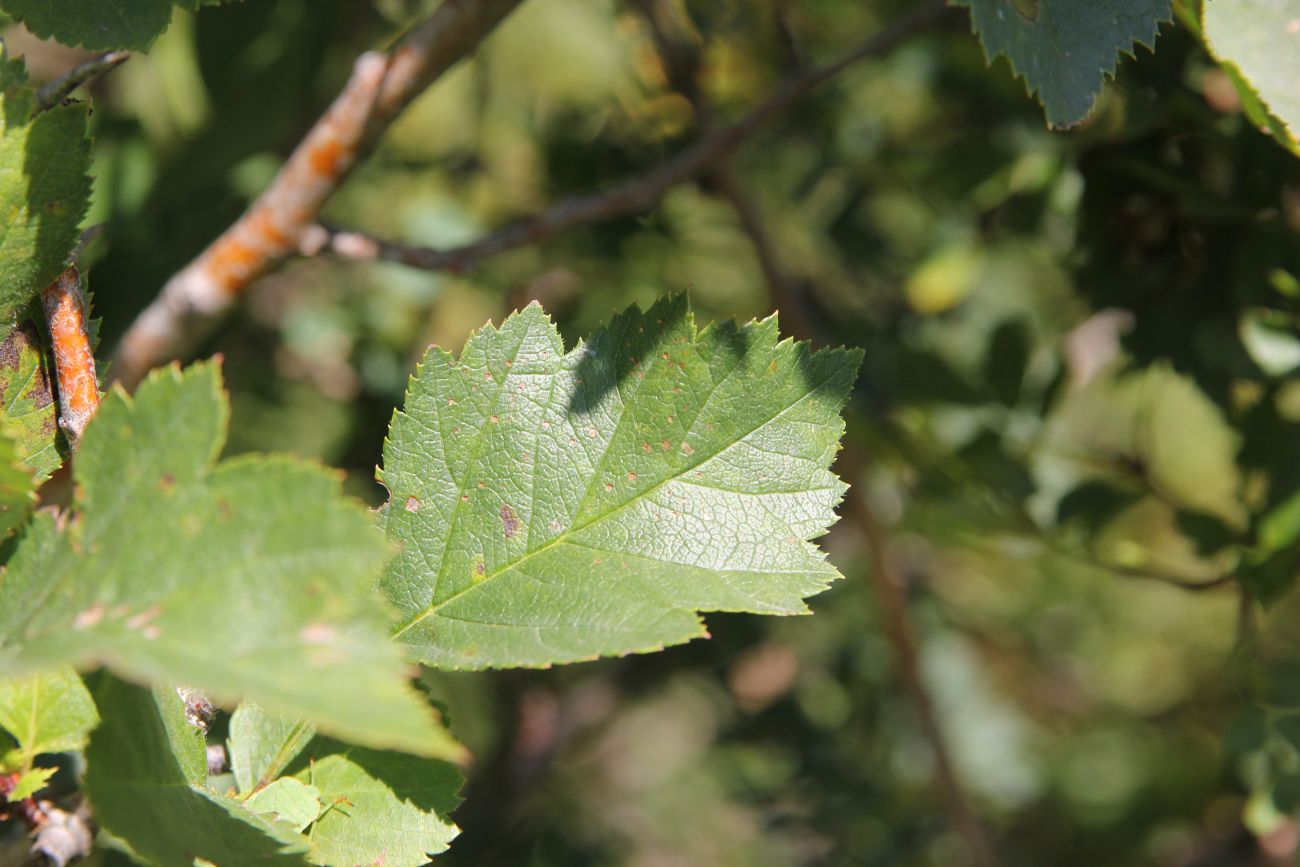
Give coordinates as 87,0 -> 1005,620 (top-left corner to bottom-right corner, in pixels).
40,266 -> 100,443
112,0 -> 528,389
110,51 -> 389,388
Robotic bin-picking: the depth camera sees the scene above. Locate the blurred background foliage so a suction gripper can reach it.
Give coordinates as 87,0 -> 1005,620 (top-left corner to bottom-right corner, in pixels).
10,0 -> 1300,864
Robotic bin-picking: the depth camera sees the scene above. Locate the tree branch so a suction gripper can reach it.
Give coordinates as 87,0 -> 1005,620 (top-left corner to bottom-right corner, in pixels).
111,0 -> 527,389
630,0 -> 815,339
35,52 -> 129,114
296,0 -> 948,277
40,267 -> 100,444
840,452 -> 998,867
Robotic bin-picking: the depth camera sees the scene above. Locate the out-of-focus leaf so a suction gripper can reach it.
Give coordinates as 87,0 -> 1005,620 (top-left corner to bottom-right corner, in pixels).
1274,713 -> 1300,755
1202,0 -> 1300,155
1224,706 -> 1268,755
1049,363 -> 1246,529
1258,490 -> 1300,556
953,0 -> 1172,127
0,320 -> 63,483
1241,546 -> 1300,604
1176,510 -> 1240,556
1265,658 -> 1300,707
0,362 -> 461,760
958,430 -> 1034,502
229,703 -> 315,795
0,52 -> 92,321
0,665 -> 97,767
1056,480 -> 1143,533
379,297 -> 860,669
290,740 -> 462,867
85,675 -> 310,867
985,318 -> 1031,406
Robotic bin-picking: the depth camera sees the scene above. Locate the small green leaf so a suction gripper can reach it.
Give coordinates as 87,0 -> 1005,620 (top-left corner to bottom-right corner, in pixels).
246,778 -> 321,834
380,297 -> 860,669
0,665 -> 98,766
953,0 -> 1172,127
230,703 -> 316,795
0,361 -> 462,760
1202,0 -> 1300,155
1258,490 -> 1300,556
0,319 -> 64,483
292,740 -> 462,867
0,52 -> 92,320
8,765 -> 55,800
85,675 -> 310,867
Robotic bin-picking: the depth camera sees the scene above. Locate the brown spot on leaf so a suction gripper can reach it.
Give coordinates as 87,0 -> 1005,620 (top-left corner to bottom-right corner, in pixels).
159,474 -> 175,491
405,496 -> 421,512
126,605 -> 162,629
500,504 -> 521,539
300,623 -> 337,645
73,603 -> 105,630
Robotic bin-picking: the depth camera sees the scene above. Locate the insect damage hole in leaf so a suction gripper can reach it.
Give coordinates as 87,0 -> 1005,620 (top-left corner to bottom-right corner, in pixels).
378,295 -> 862,670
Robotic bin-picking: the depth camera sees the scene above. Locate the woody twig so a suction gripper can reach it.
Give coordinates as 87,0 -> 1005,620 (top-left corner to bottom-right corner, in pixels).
40,267 -> 99,445
298,1 -> 946,281
112,0 -> 526,389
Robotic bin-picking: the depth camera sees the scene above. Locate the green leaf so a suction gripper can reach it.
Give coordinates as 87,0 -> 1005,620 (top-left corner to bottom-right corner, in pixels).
230,703 -> 316,795
0,319 -> 64,483
1202,0 -> 1300,155
953,0 -> 1172,127
984,318 -> 1030,406
0,665 -> 97,766
85,675 -> 310,867
0,361 -> 462,760
0,429 -> 34,539
291,740 -> 462,867
0,52 -> 92,321
245,778 -> 321,834
0,0 -> 173,51
379,297 -> 860,669
8,764 -> 54,799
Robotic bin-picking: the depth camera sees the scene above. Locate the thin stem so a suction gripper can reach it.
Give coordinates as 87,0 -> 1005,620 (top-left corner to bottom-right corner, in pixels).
298,1 -> 948,277
840,454 -> 998,867
35,52 -> 129,113
111,0 -> 528,389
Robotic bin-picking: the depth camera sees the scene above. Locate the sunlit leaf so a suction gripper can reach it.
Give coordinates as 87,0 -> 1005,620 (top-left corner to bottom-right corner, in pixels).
379,297 -> 860,669
85,675 -> 309,867
0,665 -> 98,766
0,361 -> 461,759
291,739 -> 462,867
0,52 -> 91,321
1202,0 -> 1300,155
